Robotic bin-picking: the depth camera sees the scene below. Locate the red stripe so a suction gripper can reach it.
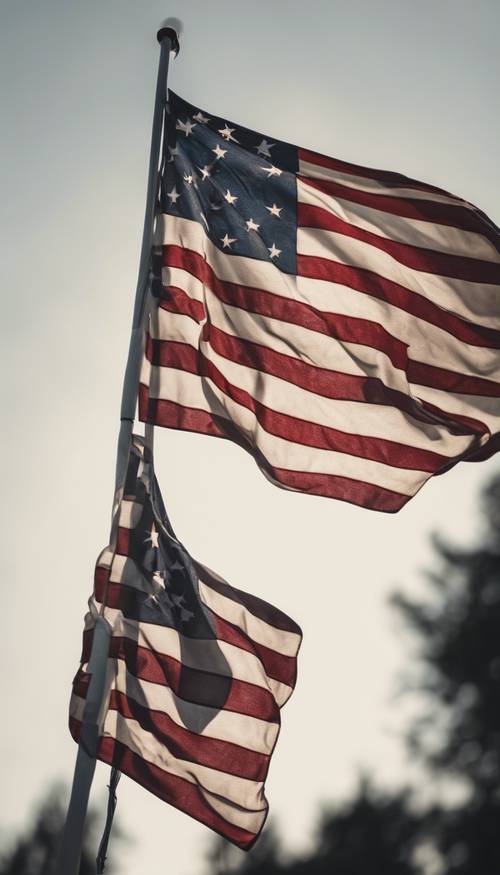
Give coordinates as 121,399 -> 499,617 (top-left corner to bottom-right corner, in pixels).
299,202 -> 500,285
91,579 -> 288,713
109,692 -> 270,780
296,252 -> 500,351
268,464 -> 414,511
140,383 -> 225,437
72,677 -> 271,781
299,174 -> 500,259
69,721 -> 260,849
299,147 -> 454,197
146,337 -> 451,473
116,527 -> 130,555
160,285 -> 206,322
93,572 -> 296,689
94,564 -> 110,600
139,390 -> 412,512
148,323 -> 461,433
194,561 -> 302,636
407,359 -> 500,398
163,245 -> 409,371
211,612 -> 297,689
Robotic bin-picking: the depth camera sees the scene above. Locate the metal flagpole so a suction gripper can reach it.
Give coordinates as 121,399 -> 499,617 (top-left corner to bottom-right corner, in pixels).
56,23 -> 179,875
115,20 -> 180,497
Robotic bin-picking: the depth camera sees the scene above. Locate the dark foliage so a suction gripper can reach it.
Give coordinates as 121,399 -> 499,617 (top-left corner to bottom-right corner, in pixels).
290,780 -> 422,875
208,781 -> 423,875
0,785 -> 119,875
391,474 -> 500,873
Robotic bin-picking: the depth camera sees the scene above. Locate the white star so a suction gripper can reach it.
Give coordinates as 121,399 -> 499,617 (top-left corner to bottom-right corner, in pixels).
176,118 -> 197,137
144,525 -> 159,548
268,242 -> 281,259
152,570 -> 166,590
221,233 -> 237,249
266,203 -> 282,218
212,144 -> 227,160
198,164 -> 212,180
149,587 -> 173,612
180,606 -> 194,623
167,186 -> 181,204
245,218 -> 260,232
218,124 -> 239,143
168,146 -> 179,162
224,189 -> 238,205
193,111 -> 210,124
262,165 -> 282,177
255,139 -> 275,157
183,173 -> 194,185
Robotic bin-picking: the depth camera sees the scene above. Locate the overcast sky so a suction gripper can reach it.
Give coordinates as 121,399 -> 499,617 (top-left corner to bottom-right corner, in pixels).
1,2 -> 499,873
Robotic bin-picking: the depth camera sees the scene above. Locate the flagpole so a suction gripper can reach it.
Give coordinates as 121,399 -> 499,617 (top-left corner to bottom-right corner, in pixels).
56,25 -> 179,875
115,21 -> 180,497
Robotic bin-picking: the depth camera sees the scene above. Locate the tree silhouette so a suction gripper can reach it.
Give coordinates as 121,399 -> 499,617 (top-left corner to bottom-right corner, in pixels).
208,781 -> 422,875
392,473 -> 500,873
288,780 -> 422,875
0,784 -> 121,875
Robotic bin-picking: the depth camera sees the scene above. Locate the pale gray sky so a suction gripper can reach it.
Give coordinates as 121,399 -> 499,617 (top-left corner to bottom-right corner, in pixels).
1,2 -> 499,873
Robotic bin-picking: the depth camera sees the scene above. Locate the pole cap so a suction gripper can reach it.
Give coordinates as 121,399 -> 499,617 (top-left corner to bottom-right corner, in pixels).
157,18 -> 181,55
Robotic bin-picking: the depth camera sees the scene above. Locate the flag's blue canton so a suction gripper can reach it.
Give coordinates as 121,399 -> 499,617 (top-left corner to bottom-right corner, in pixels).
162,91 -> 298,274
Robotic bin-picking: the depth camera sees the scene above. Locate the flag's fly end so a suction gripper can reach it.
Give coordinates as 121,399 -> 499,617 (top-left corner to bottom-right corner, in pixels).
157,19 -> 181,55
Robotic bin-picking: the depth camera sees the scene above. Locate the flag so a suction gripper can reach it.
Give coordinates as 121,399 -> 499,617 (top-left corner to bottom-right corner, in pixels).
139,91 -> 500,513
69,436 -> 301,849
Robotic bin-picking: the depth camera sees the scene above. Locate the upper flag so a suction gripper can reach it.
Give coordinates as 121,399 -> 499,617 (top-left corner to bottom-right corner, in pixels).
70,437 -> 301,849
139,91 -> 500,512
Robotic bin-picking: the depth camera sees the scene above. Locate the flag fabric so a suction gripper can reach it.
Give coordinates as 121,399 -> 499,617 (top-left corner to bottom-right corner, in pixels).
139,91 -> 500,513
69,436 -> 301,849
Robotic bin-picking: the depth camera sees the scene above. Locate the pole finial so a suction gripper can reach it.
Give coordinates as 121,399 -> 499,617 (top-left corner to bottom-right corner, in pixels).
157,18 -> 182,55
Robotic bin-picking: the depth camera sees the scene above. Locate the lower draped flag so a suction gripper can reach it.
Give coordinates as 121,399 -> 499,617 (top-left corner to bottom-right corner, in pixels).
70,437 -> 301,848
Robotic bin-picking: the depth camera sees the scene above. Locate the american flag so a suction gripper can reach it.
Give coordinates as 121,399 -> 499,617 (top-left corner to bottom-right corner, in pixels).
139,91 -> 500,513
70,436 -> 301,849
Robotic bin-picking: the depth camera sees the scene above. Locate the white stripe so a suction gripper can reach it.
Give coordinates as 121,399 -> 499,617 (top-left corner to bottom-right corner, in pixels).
297,226 -> 500,330
158,215 -> 293,299
159,221 -> 500,379
198,580 -> 301,658
198,785 -> 265,833
298,158 -> 477,209
105,710 -> 266,814
111,656 -> 278,755
155,284 -> 413,397
70,694 -> 268,831
119,499 -> 144,529
409,383 -> 500,435
74,646 -> 279,755
141,360 -> 437,496
151,305 -> 473,458
199,337 -> 474,456
94,598 -> 293,707
298,176 -> 497,262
